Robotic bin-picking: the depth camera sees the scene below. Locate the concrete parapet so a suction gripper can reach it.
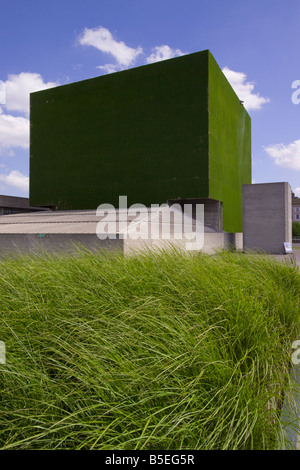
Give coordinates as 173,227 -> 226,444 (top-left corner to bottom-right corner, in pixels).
243,182 -> 292,254
167,198 -> 223,232
0,208 -> 234,256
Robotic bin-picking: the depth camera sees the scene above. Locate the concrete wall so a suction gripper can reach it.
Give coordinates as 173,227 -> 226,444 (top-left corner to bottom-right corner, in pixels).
0,207 -> 242,257
0,234 -> 123,256
167,198 -> 223,231
0,195 -> 49,215
0,232 -> 237,257
123,232 -> 240,256
226,232 -> 243,251
243,182 -> 292,254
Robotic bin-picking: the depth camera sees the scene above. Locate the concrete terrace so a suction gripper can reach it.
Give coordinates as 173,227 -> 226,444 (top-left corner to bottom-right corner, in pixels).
0,207 -> 239,255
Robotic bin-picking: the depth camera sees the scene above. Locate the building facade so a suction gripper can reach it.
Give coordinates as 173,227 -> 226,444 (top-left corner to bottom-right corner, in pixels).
29,50 -> 251,233
0,195 -> 49,216
292,193 -> 300,222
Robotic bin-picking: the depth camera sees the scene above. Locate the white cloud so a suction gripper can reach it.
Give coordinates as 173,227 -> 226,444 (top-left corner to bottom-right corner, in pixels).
4,72 -> 58,115
0,72 -> 58,152
222,67 -> 270,111
79,26 -> 143,67
294,187 -> 300,197
0,81 -> 5,105
96,64 -> 120,75
0,114 -> 29,150
0,170 -> 29,192
146,45 -> 185,64
264,139 -> 300,171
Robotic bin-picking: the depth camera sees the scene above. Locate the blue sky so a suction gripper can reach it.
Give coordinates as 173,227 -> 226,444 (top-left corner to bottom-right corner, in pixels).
0,0 -> 299,198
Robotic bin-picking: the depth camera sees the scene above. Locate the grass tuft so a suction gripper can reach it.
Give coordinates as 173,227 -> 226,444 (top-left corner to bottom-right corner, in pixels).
0,247 -> 299,450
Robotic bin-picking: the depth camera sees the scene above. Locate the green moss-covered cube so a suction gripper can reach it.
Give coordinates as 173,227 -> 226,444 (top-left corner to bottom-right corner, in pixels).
30,50 -> 251,232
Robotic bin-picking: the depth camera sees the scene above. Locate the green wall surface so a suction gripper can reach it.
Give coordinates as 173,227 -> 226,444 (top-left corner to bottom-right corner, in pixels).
30,51 -> 209,210
208,53 -> 251,232
30,50 -> 251,232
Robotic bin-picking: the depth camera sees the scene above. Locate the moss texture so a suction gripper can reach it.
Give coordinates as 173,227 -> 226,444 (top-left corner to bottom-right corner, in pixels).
30,50 -> 251,232
208,52 -> 251,232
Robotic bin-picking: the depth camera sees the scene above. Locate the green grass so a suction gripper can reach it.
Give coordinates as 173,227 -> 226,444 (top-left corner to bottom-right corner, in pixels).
0,247 -> 299,450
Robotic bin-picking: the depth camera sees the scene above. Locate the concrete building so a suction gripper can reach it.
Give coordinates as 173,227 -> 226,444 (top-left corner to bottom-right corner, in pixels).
243,182 -> 292,254
0,207 -> 242,256
0,195 -> 49,216
292,194 -> 300,222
